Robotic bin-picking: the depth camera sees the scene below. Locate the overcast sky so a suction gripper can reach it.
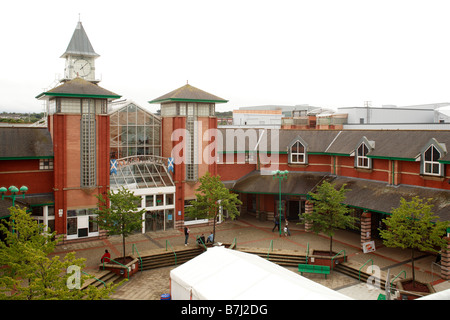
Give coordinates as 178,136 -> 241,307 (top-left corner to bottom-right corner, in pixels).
2,0 -> 450,114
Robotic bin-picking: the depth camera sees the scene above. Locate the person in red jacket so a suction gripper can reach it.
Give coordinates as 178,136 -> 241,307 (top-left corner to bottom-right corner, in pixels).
101,249 -> 111,263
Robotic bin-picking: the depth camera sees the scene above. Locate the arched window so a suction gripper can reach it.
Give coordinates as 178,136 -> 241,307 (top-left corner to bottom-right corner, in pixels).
423,145 -> 441,176
290,141 -> 306,164
356,142 -> 370,168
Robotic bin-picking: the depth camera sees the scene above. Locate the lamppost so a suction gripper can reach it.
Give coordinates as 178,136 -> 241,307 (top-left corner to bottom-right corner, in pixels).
0,185 -> 28,206
272,170 -> 288,237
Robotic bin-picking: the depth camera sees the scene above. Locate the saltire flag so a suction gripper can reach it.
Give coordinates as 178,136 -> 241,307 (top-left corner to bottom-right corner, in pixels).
110,159 -> 118,175
168,157 -> 174,173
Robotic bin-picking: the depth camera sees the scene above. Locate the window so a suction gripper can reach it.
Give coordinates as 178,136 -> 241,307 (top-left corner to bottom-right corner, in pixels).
186,111 -> 198,181
423,145 -> 441,176
356,143 -> 370,168
66,208 -> 99,239
290,141 -> 306,164
39,159 -> 54,170
109,102 -> 162,159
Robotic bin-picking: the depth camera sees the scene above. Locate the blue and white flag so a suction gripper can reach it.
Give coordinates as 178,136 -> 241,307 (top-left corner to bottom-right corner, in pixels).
110,159 -> 118,175
168,157 -> 174,173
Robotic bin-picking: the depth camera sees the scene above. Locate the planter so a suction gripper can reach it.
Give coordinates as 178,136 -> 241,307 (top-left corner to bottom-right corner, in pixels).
395,278 -> 436,300
99,255 -> 140,278
308,250 -> 346,268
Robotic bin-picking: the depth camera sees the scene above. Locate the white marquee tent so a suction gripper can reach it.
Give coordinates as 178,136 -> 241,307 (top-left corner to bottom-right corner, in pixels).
170,246 -> 352,300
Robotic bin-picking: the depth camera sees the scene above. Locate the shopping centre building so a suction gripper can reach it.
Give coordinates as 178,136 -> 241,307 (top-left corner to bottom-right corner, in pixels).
1,20 -> 450,278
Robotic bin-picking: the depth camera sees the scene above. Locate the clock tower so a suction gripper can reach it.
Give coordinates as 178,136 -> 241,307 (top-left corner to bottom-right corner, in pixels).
36,20 -> 121,241
61,20 -> 99,82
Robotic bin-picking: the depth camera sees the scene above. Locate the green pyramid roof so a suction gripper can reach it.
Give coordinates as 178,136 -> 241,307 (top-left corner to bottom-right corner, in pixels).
149,84 -> 228,104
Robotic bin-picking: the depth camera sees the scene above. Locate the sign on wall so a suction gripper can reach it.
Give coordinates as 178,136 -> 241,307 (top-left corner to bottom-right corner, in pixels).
362,241 -> 376,253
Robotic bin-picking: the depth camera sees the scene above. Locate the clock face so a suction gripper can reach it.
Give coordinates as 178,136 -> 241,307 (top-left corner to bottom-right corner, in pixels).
73,59 -> 92,77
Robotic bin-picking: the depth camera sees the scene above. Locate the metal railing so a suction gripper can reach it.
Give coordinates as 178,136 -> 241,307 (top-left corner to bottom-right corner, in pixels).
197,236 -> 207,250
305,242 -> 309,265
331,249 -> 346,270
101,258 -> 130,280
166,240 -> 177,265
391,270 -> 406,287
431,261 -> 450,285
359,259 -> 373,281
230,237 -> 237,249
81,270 -> 107,288
132,244 -> 143,272
267,240 -> 273,259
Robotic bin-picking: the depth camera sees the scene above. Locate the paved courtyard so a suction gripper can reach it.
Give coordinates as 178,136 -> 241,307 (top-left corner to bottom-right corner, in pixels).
53,213 -> 450,300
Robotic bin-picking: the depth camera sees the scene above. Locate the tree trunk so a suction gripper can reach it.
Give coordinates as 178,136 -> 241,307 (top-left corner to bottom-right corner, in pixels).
213,213 -> 217,244
411,248 -> 416,287
330,236 -> 333,255
122,234 -> 126,260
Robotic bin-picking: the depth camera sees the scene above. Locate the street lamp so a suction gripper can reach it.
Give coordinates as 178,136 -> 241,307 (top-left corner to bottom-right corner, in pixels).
0,185 -> 28,206
272,170 -> 288,237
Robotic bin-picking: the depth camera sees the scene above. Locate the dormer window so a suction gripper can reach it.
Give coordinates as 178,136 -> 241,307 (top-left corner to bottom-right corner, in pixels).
354,137 -> 374,169
420,139 -> 446,177
423,145 -> 441,176
289,141 -> 306,164
356,143 -> 370,168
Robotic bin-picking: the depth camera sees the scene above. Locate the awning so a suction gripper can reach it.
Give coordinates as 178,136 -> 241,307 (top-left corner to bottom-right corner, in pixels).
228,171 -> 450,221
230,170 -> 329,196
330,176 -> 450,220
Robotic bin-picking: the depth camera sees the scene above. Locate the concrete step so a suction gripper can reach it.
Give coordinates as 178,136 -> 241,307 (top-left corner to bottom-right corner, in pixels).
139,247 -> 204,270
81,269 -> 122,290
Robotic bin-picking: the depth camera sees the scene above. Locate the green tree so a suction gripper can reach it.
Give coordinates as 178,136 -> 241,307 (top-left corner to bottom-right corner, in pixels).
0,206 -> 119,299
379,196 -> 448,286
304,181 -> 358,255
185,172 -> 242,243
96,187 -> 145,259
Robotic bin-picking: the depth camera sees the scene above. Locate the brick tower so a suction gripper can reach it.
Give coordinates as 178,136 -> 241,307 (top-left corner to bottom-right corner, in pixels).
149,84 -> 228,228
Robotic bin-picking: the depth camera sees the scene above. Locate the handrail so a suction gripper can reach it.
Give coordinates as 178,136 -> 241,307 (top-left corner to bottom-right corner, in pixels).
305,242 -> 309,264
391,270 -> 406,287
230,237 -> 237,249
102,258 -> 130,280
331,249 -> 346,270
132,244 -> 143,272
197,236 -> 207,250
359,259 -> 373,281
166,239 -> 177,265
431,261 -> 450,284
81,270 -> 107,288
267,240 -> 273,259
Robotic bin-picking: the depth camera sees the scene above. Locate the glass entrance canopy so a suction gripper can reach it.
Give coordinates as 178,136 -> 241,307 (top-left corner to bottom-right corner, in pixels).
110,155 -> 174,189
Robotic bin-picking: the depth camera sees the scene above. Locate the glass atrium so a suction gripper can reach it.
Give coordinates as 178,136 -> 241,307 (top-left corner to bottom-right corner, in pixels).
108,100 -> 175,232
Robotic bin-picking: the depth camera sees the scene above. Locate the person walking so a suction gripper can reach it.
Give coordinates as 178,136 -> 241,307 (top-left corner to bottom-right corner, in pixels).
184,226 -> 190,246
272,215 -> 279,232
284,220 -> 291,236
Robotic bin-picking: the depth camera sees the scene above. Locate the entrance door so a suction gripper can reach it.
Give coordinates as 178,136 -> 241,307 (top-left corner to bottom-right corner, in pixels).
288,200 -> 300,221
145,210 -> 164,232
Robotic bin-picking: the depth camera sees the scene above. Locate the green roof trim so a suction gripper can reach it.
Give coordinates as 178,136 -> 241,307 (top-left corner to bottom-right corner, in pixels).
0,156 -> 54,160
29,203 -> 55,207
366,155 -> 417,162
148,98 -> 228,104
308,152 -> 351,157
35,92 -> 121,99
218,151 -> 288,154
231,189 -> 308,196
346,204 -> 391,216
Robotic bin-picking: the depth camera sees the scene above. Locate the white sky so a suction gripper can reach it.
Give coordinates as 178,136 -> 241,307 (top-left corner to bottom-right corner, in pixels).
2,0 -> 450,114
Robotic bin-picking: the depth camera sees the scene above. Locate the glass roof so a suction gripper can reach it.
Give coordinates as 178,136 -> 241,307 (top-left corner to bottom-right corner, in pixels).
110,156 -> 174,190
